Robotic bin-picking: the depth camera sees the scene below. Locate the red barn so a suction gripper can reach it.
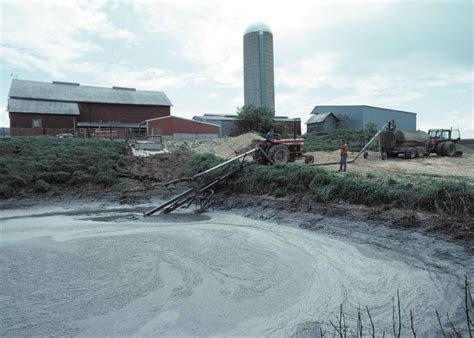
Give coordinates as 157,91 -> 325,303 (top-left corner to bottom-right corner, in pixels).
7,79 -> 172,138
147,116 -> 220,139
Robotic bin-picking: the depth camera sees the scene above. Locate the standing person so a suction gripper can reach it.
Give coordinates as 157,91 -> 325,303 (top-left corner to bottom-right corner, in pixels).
339,139 -> 348,172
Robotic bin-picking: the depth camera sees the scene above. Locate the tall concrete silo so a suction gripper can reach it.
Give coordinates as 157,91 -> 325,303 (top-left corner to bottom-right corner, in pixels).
243,22 -> 275,114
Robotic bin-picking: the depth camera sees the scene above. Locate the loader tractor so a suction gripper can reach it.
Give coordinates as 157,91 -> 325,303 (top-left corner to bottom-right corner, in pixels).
427,129 -> 462,157
254,135 -> 315,165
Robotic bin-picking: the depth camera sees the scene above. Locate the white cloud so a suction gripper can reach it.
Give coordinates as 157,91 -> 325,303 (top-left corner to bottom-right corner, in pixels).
0,107 -> 8,128
419,110 -> 474,138
1,0 -> 134,77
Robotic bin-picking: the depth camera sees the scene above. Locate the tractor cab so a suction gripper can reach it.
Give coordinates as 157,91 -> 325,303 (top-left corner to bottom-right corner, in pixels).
427,129 -> 462,156
428,129 -> 460,142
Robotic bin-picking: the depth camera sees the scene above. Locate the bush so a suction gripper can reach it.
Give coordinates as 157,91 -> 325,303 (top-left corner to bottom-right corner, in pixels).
38,171 -> 71,184
95,169 -> 118,187
1,175 -> 27,189
69,170 -> 92,185
34,179 -> 50,193
304,124 -> 379,152
185,153 -> 225,177
0,184 -> 14,198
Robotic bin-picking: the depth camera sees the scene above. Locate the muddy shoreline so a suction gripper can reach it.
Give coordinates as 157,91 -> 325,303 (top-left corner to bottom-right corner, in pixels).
1,188 -> 473,253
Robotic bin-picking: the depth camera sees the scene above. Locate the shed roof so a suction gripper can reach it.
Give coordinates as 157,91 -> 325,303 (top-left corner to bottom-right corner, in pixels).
146,115 -> 220,128
306,112 -> 338,124
8,98 -> 80,115
8,79 -> 172,106
311,105 -> 416,115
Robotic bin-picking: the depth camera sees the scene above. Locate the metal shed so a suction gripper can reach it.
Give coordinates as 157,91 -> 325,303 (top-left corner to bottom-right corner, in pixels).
310,105 -> 416,131
306,112 -> 339,133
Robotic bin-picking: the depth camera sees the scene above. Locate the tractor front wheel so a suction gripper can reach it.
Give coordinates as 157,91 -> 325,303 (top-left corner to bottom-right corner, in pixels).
268,144 -> 290,164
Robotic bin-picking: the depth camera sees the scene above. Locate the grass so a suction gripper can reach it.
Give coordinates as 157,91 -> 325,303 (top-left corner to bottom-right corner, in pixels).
187,153 -> 474,216
304,127 -> 378,152
0,136 -> 128,197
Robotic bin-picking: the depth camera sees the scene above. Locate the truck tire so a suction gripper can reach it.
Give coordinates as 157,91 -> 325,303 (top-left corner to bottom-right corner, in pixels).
268,144 -> 290,164
415,146 -> 425,158
405,148 -> 416,159
442,142 -> 456,157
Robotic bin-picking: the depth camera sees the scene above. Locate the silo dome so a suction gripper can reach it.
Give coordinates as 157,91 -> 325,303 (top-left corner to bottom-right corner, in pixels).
244,22 -> 272,35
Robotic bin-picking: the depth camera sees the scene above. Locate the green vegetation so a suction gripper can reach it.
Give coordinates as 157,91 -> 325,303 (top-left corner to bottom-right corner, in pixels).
304,123 -> 379,152
185,152 -> 226,177
187,153 -> 473,216
0,136 -> 127,197
236,104 -> 287,135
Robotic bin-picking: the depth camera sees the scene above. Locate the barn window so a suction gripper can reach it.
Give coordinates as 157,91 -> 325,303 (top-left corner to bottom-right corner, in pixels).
32,119 -> 42,128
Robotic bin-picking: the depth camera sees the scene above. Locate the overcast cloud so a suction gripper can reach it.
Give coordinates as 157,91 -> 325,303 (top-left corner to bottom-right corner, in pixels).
0,0 -> 472,135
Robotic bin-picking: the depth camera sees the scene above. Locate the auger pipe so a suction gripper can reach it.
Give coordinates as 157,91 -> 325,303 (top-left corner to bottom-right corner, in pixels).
306,122 -> 389,167
192,148 -> 258,179
143,187 -> 195,216
160,169 -> 239,214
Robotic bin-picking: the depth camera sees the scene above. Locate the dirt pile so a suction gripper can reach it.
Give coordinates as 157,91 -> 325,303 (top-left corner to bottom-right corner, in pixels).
126,150 -> 192,184
163,133 -> 263,159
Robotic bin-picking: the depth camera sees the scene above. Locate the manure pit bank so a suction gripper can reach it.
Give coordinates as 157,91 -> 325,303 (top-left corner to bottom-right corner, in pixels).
1,202 -> 472,337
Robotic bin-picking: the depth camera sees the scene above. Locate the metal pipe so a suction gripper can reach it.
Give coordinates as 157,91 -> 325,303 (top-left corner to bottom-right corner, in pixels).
306,121 -> 389,167
155,169 -> 239,215
192,148 -> 257,179
143,187 -> 195,216
351,122 -> 388,161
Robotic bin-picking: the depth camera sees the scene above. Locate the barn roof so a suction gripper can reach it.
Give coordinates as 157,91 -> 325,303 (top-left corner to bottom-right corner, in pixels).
8,98 -> 80,115
306,112 -> 338,124
8,79 -> 173,106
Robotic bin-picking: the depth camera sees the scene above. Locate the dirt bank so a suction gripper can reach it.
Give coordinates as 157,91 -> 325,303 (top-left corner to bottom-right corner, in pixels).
212,193 -> 474,253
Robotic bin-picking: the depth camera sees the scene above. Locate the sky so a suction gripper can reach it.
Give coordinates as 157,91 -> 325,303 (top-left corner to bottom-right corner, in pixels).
0,0 -> 472,135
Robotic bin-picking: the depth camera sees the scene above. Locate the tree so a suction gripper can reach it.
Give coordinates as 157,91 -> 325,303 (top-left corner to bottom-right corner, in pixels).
236,104 -> 286,134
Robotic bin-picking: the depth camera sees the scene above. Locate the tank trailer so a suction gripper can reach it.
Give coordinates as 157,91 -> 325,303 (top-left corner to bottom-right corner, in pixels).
379,120 -> 462,159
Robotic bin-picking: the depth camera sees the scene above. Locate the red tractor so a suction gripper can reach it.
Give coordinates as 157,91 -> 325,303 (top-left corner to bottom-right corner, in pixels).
427,129 -> 462,157
254,135 -> 314,164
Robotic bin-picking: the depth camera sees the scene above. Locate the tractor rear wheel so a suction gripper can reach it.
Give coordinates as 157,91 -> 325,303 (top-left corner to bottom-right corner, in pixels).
268,144 -> 290,164
405,148 -> 416,159
442,142 -> 456,157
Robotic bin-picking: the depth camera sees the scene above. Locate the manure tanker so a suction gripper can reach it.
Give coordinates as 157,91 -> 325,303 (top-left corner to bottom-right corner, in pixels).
380,128 -> 429,159
379,120 -> 462,159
